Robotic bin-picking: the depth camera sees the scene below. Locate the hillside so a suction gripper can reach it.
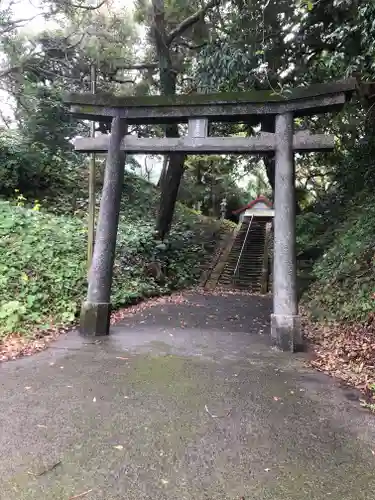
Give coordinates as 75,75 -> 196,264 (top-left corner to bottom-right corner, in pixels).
295,188 -> 375,391
0,172 -> 229,339
298,190 -> 375,323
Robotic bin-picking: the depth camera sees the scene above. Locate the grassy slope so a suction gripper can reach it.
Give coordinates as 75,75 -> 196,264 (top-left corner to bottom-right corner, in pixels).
0,173 -> 227,337
300,191 -> 375,321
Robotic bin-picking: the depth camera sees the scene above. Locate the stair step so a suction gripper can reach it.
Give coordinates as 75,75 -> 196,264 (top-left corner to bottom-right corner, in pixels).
217,219 -> 270,290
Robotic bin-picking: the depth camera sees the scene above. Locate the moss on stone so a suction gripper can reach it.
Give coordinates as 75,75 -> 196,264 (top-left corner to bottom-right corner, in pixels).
75,104 -> 96,114
128,354 -> 208,397
63,79 -> 356,109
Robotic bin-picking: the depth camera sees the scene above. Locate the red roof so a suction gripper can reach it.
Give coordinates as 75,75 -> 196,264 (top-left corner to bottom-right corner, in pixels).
233,195 -> 273,215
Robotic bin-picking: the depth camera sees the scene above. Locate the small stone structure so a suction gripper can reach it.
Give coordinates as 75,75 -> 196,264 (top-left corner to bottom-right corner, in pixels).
64,79 -> 356,352
220,198 -> 227,219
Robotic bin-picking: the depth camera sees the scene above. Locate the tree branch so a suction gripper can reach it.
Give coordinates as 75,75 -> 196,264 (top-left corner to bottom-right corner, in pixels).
0,109 -> 11,129
65,0 -> 108,10
65,32 -> 87,50
112,77 -> 136,84
166,0 -> 222,46
0,65 -> 21,79
0,13 -> 44,36
172,41 -> 208,50
111,61 -> 159,71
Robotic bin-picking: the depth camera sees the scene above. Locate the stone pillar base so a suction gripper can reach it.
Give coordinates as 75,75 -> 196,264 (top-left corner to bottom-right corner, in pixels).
271,314 -> 303,352
80,301 -> 111,336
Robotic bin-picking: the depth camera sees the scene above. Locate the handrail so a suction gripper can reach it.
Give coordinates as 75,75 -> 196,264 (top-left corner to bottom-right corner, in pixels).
260,222 -> 271,294
233,214 -> 253,277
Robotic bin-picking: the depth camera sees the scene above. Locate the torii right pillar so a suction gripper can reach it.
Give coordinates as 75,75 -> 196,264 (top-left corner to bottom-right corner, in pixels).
271,112 -> 302,352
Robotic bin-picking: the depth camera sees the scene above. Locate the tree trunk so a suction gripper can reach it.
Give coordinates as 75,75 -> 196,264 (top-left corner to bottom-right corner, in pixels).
157,155 -> 169,188
152,0 -> 186,239
152,0 -> 221,237
156,152 -> 185,239
261,116 -> 276,192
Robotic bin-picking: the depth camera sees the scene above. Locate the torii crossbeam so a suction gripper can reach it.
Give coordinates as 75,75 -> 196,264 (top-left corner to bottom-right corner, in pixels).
64,79 -> 356,352
73,131 -> 335,154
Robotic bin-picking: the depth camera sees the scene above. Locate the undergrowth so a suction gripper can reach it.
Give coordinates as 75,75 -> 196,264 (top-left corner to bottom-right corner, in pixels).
0,174 -> 225,337
300,191 -> 375,321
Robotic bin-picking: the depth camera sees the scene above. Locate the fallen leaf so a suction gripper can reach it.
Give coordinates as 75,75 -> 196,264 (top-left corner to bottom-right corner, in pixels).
28,461 -> 62,477
205,404 -> 218,418
69,489 -> 93,499
273,397 -> 280,401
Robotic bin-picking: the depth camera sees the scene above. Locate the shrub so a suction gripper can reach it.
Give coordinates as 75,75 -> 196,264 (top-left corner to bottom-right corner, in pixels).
0,191 -> 220,336
302,193 -> 375,321
0,201 -> 87,335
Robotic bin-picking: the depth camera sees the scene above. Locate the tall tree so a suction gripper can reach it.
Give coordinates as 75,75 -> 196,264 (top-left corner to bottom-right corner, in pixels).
179,154 -> 246,216
0,2 -> 138,197
194,0 -> 302,191
133,0 -> 224,240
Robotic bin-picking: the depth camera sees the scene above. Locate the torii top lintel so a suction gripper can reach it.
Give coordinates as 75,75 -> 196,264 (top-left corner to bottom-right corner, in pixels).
63,78 -> 356,125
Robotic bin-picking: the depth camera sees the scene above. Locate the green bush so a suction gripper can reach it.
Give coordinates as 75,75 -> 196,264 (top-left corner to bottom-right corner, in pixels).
0,201 -> 87,334
296,212 -> 324,255
0,190 -> 218,337
0,131 -> 84,200
302,192 -> 375,321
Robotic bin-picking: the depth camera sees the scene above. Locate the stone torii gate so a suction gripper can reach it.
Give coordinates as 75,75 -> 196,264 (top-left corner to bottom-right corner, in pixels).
64,79 -> 355,351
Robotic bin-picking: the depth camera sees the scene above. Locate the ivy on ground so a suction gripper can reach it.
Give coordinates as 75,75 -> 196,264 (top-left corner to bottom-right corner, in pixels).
0,194 -> 224,337
298,191 -> 375,322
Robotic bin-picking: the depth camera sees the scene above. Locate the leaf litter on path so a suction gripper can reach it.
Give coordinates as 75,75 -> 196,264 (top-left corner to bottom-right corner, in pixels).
0,287 -> 265,363
302,310 -> 375,407
0,292 -> 188,363
109,292 -> 189,325
0,325 -> 70,362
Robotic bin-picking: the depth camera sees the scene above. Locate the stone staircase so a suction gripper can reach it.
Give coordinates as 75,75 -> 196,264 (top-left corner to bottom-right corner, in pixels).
218,219 -> 268,291
203,222 -> 241,290
200,220 -> 238,288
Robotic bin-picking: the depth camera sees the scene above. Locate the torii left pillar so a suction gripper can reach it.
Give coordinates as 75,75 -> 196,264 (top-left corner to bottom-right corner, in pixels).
80,117 -> 127,335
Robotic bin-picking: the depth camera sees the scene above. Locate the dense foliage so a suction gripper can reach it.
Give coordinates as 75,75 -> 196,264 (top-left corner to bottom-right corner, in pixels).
0,173 -> 224,337
1,0 -> 375,335
305,195 -> 375,321
295,124 -> 375,322
297,189 -> 375,320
